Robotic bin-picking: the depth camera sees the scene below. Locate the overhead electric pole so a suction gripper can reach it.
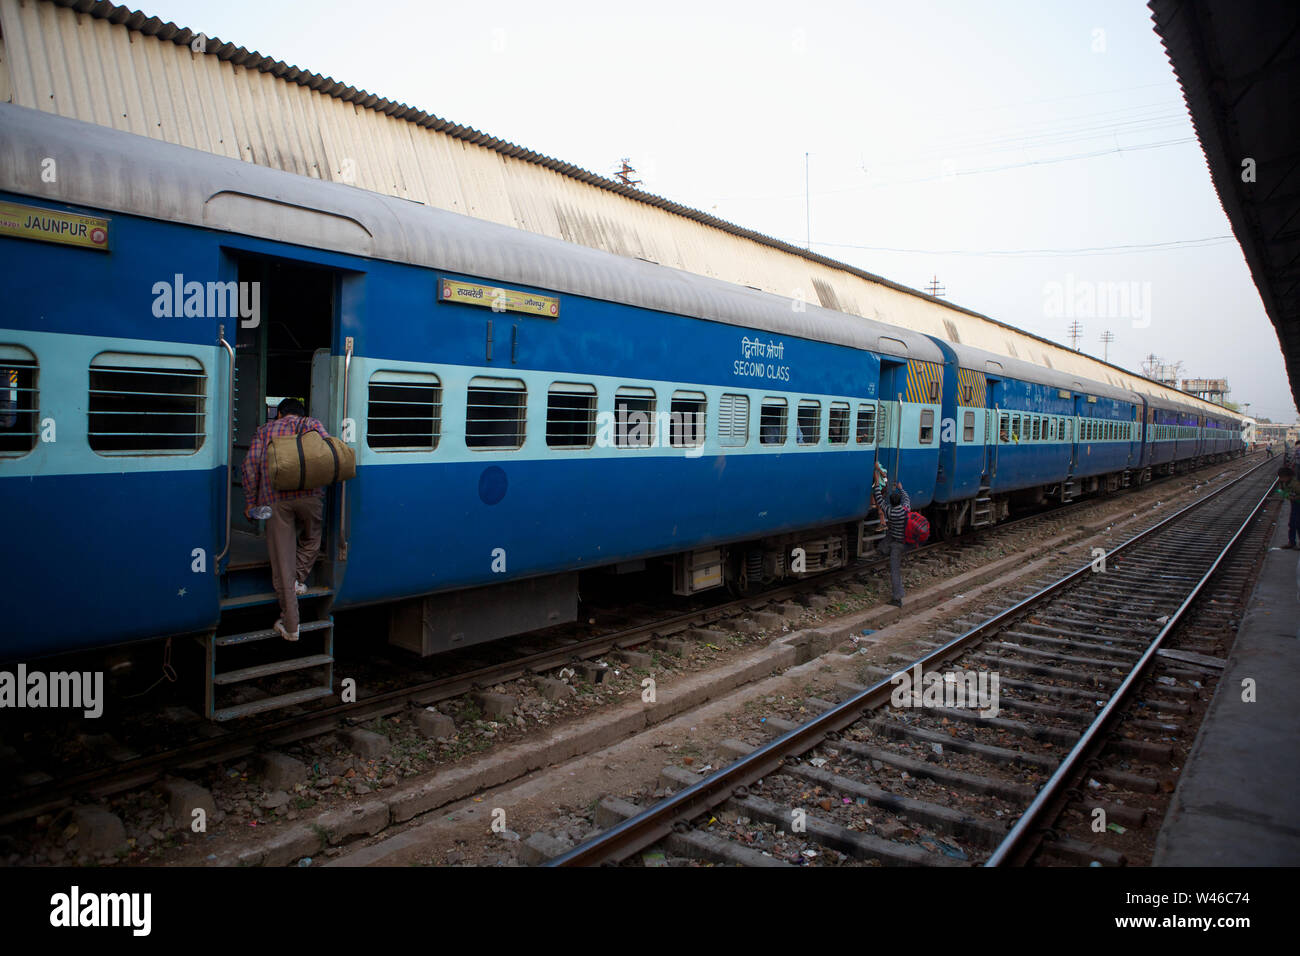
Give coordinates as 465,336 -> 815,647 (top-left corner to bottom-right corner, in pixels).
925,275 -> 946,297
805,152 -> 811,250
1068,321 -> 1083,351
614,158 -> 641,187
1099,330 -> 1115,362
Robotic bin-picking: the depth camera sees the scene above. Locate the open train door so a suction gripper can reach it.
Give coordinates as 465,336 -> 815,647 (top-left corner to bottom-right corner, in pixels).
205,253 -> 341,720
975,365 -> 1004,529
859,352 -> 907,556
876,354 -> 908,484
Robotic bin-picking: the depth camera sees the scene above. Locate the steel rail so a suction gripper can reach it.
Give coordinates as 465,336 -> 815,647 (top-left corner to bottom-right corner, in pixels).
547,457 -> 1272,866
0,456 -> 1259,825
984,472 -> 1277,866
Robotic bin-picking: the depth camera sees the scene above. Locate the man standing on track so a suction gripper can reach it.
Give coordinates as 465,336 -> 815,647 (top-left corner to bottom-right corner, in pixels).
873,479 -> 910,608
242,397 -> 331,641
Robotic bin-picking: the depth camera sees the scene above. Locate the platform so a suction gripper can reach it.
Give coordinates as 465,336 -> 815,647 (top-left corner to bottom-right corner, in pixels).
1154,508 -> 1300,865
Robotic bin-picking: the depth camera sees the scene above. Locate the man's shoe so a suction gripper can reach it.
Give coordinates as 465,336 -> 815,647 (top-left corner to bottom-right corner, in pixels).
1284,544 -> 1297,550
294,580 -> 308,595
890,598 -> 904,608
274,619 -> 299,642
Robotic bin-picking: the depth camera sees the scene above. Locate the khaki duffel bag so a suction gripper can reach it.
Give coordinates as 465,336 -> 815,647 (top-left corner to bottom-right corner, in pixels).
268,423 -> 356,491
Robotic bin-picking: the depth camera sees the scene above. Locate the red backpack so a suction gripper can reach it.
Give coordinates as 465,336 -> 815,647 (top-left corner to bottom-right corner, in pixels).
904,511 -> 930,545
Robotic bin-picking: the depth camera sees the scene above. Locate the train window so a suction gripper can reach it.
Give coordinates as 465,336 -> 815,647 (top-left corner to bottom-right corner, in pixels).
962,384 -> 973,404
1011,414 -> 1021,442
877,404 -> 891,445
89,352 -> 205,454
855,403 -> 876,444
466,377 -> 527,449
963,410 -> 975,442
797,401 -> 821,445
1000,413 -> 1010,442
1066,419 -> 1072,442
829,402 -> 850,444
0,346 -> 38,457
717,393 -> 749,447
1032,417 -> 1041,441
670,391 -> 707,448
760,398 -> 787,445
614,386 -> 656,448
367,371 -> 442,451
546,382 -> 596,449
919,408 -> 935,444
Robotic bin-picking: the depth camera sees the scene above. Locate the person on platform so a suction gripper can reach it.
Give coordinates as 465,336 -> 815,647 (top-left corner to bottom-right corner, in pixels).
1278,466 -> 1300,550
241,397 -> 330,641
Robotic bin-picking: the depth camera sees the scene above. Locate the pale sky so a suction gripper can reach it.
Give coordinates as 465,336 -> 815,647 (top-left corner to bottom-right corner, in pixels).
137,0 -> 1295,421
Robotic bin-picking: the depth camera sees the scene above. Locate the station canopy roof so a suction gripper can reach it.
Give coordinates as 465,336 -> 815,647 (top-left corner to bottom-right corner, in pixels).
1150,0 -> 1300,409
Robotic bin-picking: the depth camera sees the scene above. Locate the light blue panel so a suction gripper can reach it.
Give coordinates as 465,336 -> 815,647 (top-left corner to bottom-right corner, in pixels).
0,327 -> 225,478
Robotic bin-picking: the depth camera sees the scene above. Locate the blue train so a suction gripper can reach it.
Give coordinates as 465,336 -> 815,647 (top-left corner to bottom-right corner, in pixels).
0,105 -> 1244,718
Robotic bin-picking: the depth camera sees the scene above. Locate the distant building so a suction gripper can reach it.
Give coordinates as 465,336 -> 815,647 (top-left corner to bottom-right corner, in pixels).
1256,423 -> 1298,445
1180,378 -> 1229,404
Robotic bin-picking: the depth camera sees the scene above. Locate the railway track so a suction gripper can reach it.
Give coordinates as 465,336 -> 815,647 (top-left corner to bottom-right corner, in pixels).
0,454 -> 1260,834
546,457 -> 1276,866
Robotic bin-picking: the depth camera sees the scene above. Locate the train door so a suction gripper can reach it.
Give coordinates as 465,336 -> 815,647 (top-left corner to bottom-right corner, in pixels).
224,255 -> 338,581
984,373 -> 1002,480
877,357 -> 907,482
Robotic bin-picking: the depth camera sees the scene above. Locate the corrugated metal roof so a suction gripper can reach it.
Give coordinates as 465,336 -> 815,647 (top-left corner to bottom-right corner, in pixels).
1149,0 -> 1300,411
0,102 -> 948,362
0,0 -> 1241,420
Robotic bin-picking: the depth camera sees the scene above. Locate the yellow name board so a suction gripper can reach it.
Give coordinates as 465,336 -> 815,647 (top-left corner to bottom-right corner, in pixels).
0,200 -> 110,251
438,278 -> 559,318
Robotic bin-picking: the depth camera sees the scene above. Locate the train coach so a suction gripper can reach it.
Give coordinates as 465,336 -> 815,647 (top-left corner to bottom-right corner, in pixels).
0,104 -> 1246,719
925,340 -> 1245,536
0,105 -> 950,717
928,342 -> 1143,535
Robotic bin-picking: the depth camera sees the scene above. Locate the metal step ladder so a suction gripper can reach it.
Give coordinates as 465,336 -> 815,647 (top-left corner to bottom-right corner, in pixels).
1061,476 -> 1078,503
202,588 -> 336,721
858,512 -> 886,554
971,484 -> 994,528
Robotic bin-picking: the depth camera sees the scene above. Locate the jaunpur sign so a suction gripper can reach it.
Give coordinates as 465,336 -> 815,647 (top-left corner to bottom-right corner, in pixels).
0,200 -> 110,251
